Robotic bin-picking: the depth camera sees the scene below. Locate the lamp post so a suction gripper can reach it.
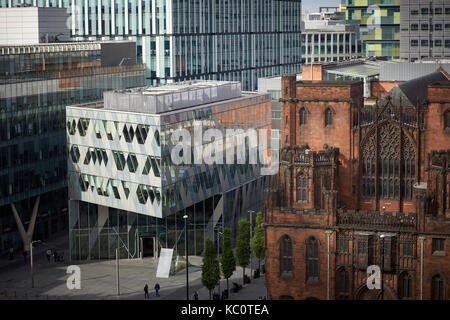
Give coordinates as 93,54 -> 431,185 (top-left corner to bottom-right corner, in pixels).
248,210 -> 255,279
380,234 -> 385,300
30,240 -> 41,288
183,214 -> 189,300
116,247 -> 120,296
217,229 -> 223,296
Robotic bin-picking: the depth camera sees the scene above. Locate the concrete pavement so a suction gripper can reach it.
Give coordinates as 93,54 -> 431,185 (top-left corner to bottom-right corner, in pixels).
0,242 -> 268,300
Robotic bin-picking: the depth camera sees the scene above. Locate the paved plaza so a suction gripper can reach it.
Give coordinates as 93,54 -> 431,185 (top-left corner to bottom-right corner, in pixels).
0,235 -> 268,300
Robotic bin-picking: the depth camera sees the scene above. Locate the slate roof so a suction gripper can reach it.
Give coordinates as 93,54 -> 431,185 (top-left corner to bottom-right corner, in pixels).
380,70 -> 449,107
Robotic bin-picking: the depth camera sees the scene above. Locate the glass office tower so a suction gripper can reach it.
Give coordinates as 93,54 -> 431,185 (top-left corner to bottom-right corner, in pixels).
0,41 -> 145,254
342,0 -> 401,60
0,0 -> 303,91
67,81 -> 271,260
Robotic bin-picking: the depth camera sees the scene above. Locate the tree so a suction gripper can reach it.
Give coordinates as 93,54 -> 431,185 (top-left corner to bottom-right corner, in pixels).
252,211 -> 265,273
220,227 -> 236,294
201,238 -> 220,300
236,218 -> 250,285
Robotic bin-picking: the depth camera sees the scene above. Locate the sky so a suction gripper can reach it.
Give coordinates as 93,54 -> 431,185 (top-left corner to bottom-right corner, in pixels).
302,0 -> 341,14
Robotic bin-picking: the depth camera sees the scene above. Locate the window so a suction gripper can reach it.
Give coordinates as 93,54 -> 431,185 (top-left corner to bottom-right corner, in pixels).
431,275 -> 445,300
446,24 -> 450,30
421,8 -> 429,15
271,111 -> 281,119
446,8 -> 450,15
411,24 -> 418,31
421,24 -> 429,31
446,40 -> 450,49
432,238 -> 445,254
325,108 -> 333,127
306,237 -> 319,283
411,40 -> 418,47
435,8 -> 442,15
421,40 -> 428,47
399,273 -> 413,299
338,236 -> 349,253
286,115 -> 289,124
280,235 -> 293,276
410,9 -> 418,15
297,175 -> 308,202
402,242 -> 413,257
299,108 -> 307,126
443,110 -> 450,129
435,40 -> 442,47
435,24 -> 442,31
337,269 -> 350,300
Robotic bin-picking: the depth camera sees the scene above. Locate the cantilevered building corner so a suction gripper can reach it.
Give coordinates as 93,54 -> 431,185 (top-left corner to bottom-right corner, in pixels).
67,80 -> 272,260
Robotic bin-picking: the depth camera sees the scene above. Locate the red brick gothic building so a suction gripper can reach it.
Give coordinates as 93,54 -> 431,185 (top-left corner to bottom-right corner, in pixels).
264,69 -> 450,300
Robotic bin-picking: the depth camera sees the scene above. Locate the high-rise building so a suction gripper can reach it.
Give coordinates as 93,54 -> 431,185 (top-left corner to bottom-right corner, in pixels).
0,39 -> 145,255
341,0 -> 400,60
66,80 -> 271,260
264,69 -> 450,300
0,0 -> 303,91
399,0 -> 450,62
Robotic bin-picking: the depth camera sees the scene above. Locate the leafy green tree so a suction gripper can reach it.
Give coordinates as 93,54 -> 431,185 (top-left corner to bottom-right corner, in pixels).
252,211 -> 265,273
220,227 -> 236,294
236,218 -> 250,284
201,237 -> 220,300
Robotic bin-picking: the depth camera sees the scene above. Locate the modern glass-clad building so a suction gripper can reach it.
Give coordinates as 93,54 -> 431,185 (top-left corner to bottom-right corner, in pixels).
0,41 -> 145,254
67,81 -> 271,260
0,0 -> 303,91
342,0 -> 400,60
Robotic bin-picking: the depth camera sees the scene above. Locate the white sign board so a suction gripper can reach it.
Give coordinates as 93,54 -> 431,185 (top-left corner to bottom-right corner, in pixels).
156,248 -> 174,278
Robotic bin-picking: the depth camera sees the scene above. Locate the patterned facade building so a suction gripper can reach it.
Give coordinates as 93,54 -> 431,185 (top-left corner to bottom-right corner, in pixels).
67,81 -> 271,260
264,70 -> 450,300
341,0 -> 401,60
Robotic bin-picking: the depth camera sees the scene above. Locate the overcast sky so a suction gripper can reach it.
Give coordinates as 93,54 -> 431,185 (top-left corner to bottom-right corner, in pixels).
302,0 -> 341,14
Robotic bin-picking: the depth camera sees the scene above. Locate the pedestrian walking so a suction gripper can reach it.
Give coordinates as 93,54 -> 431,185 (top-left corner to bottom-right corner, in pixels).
154,283 -> 160,297
193,291 -> 199,300
53,250 -> 58,262
46,249 -> 52,262
144,284 -> 149,299
9,247 -> 14,260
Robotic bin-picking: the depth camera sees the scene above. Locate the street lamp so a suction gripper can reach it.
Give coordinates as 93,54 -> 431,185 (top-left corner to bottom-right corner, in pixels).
183,214 -> 189,300
30,240 -> 41,288
379,234 -> 385,300
217,229 -> 223,296
248,210 -> 255,279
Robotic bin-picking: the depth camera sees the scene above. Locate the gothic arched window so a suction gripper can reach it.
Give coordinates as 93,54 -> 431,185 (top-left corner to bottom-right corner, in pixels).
297,175 -> 308,202
361,123 -> 415,201
431,274 -> 445,300
300,108 -> 308,127
306,237 -> 319,283
399,272 -> 413,299
445,110 -> 450,129
337,268 -> 350,300
325,108 -> 333,127
280,235 -> 293,276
